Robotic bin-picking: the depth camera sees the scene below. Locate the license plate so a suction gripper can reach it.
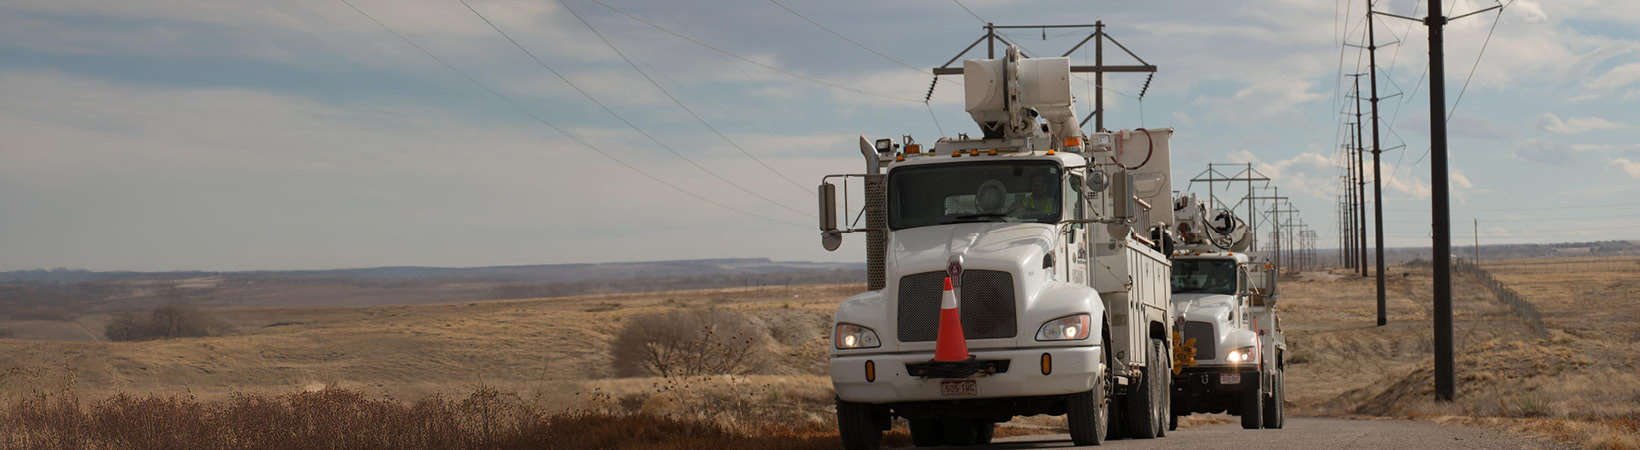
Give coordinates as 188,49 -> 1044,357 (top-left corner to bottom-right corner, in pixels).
941,379 -> 977,396
1220,373 -> 1241,385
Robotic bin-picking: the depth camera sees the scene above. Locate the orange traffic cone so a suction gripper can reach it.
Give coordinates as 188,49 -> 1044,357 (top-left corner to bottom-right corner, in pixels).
932,277 -> 970,362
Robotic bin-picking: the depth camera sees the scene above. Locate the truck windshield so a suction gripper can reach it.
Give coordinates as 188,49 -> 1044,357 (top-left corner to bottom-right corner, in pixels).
1172,259 -> 1238,295
887,161 -> 1062,230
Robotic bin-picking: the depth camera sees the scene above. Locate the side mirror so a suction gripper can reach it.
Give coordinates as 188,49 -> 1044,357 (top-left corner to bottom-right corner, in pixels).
819,183 -> 841,251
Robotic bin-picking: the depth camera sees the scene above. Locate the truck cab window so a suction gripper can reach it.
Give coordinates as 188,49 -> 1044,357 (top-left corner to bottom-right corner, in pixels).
888,161 -> 1063,230
1171,259 -> 1238,295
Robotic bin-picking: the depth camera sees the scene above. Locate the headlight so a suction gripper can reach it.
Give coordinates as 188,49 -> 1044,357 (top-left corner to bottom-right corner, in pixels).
834,323 -> 880,349
1036,314 -> 1091,341
1226,346 -> 1256,363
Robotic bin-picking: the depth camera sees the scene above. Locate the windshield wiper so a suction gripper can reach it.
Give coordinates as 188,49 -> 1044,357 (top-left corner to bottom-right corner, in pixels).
951,213 -> 1008,223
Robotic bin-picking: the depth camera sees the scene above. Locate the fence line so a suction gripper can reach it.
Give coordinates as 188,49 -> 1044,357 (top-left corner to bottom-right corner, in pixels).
1453,259 -> 1550,339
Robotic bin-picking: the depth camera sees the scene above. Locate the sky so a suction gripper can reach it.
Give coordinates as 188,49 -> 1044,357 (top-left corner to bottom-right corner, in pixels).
2,0 -> 1638,271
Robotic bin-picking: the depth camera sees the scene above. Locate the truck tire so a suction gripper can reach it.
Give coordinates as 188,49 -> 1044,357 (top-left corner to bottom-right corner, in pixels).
1066,334 -> 1110,446
1155,340 -> 1172,438
836,399 -> 883,450
975,421 -> 995,444
1263,368 -> 1285,429
1125,339 -> 1163,439
940,420 -> 978,446
908,419 -> 940,447
1239,376 -> 1264,430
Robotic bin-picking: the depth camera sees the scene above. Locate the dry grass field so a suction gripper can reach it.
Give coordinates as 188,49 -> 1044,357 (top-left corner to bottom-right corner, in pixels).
1280,256 -> 1640,448
3,256 -> 1637,448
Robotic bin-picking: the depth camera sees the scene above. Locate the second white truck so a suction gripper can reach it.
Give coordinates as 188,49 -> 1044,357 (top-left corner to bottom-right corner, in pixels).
1167,193 -> 1287,430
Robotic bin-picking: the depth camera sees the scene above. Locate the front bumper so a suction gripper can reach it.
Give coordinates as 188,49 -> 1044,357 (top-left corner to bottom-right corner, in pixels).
1174,365 -> 1259,395
831,345 -> 1102,404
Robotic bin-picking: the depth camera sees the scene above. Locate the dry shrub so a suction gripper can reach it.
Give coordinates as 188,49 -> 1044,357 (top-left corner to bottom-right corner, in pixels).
1510,392 -> 1555,418
0,386 -> 903,450
104,304 -> 226,341
0,328 -> 12,339
612,309 -> 765,377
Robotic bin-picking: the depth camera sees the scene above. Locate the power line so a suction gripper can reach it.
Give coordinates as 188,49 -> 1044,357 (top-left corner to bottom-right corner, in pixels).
587,0 -> 923,103
337,0 -> 806,229
1384,201 -> 1640,212
768,0 -> 960,86
458,0 -> 813,218
549,0 -> 815,195
952,0 -> 986,24
1446,0 -> 1512,121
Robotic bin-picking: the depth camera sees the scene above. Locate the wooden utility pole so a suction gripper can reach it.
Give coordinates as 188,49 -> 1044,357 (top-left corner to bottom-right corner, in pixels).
1367,0 -> 1389,326
1374,0 -> 1500,401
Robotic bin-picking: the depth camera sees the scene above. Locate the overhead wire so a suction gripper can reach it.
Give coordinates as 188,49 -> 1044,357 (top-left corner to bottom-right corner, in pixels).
633,0 -> 858,157
457,0 -> 814,218
1406,0 -> 1510,168
586,0 -> 923,103
1445,0 -> 1512,121
765,0 -> 955,136
547,0 -> 815,195
768,0 -> 960,86
336,0 -> 807,228
952,0 -> 986,24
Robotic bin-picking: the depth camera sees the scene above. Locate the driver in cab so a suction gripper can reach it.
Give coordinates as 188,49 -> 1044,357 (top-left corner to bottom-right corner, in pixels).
1009,173 -> 1057,217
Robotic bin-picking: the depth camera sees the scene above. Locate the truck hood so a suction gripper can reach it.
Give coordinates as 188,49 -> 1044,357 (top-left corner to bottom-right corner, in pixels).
889,222 -> 1054,274
1172,292 -> 1234,323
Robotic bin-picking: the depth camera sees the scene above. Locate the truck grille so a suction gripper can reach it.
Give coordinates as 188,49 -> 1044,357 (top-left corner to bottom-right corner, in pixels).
896,270 -> 1016,342
1182,321 -> 1216,360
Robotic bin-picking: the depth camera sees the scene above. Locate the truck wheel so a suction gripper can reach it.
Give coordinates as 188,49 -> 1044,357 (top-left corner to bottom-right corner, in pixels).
975,421 -> 995,444
1239,376 -> 1264,430
940,420 -> 978,446
1263,369 -> 1285,429
1155,340 -> 1171,438
1125,339 -> 1162,439
1066,335 -> 1110,446
908,419 -> 941,447
836,399 -> 883,450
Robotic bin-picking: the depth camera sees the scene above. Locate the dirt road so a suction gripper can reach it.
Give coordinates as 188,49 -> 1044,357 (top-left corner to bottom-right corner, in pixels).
963,418 -> 1565,449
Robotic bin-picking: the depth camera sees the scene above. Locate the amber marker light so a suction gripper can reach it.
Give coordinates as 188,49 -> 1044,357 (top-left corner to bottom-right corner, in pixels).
907,144 -> 921,154
865,360 -> 876,382
969,149 -> 979,156
1041,353 -> 1052,375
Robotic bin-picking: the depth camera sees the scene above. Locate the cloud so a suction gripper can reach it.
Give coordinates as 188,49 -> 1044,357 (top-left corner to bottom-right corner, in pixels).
1223,150 -> 1336,201
1512,139 -> 1578,166
1612,158 -> 1640,178
0,71 -> 834,271
1191,77 -> 1328,124
1397,113 -> 1518,141
1384,170 -> 1431,200
1531,113 -> 1630,134
1587,61 -> 1640,92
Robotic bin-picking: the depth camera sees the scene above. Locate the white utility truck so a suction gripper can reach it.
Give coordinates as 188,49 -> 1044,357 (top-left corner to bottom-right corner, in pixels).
1166,193 -> 1287,430
818,46 -> 1177,449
